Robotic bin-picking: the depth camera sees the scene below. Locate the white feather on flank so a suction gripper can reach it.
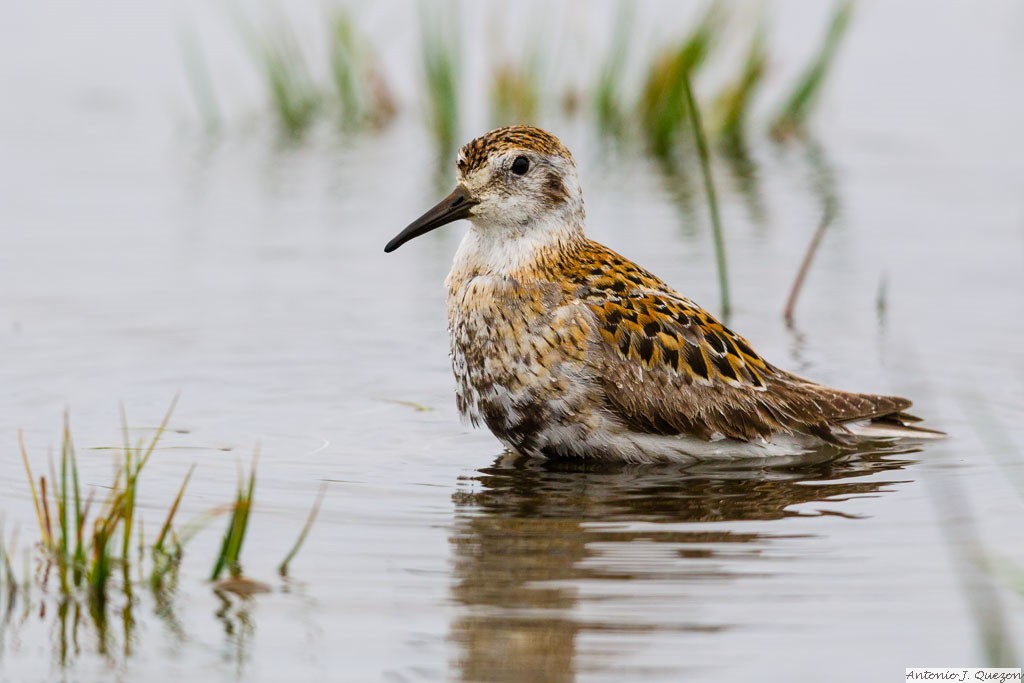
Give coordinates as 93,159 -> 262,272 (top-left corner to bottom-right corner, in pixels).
497,406 -> 945,464
497,423 -> 822,465
504,424 -> 943,465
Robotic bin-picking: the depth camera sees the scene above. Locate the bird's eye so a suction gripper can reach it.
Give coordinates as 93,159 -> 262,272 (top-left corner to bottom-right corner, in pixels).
511,156 -> 530,175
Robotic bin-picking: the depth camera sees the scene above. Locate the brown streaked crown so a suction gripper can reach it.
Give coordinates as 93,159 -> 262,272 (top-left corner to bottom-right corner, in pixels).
457,126 -> 573,175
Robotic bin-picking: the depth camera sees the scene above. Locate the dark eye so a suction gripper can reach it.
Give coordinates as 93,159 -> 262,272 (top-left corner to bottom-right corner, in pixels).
511,156 -> 530,175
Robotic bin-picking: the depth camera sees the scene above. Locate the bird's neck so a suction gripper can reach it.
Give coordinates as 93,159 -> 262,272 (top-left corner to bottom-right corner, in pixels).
451,211 -> 586,280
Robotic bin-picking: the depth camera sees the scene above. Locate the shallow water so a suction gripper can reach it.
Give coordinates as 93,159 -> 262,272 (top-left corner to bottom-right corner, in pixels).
1,1 -> 1023,682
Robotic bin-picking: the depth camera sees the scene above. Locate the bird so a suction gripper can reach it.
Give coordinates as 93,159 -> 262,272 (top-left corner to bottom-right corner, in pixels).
384,125 -> 943,463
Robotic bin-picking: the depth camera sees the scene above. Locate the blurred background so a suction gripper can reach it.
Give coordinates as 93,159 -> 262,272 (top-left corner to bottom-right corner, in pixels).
0,1 -> 1022,682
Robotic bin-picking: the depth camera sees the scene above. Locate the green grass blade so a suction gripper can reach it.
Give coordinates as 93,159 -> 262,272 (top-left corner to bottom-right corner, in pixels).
210,500 -> 234,582
712,26 -> 766,143
770,1 -> 854,140
154,465 -> 195,555
211,455 -> 257,581
328,9 -> 396,131
120,406 -> 135,585
58,420 -> 72,594
490,62 -> 541,128
40,476 -> 54,555
236,11 -> 321,140
278,482 -> 327,577
0,521 -> 14,590
594,1 -> 634,137
120,402 -> 132,462
229,459 -> 258,577
329,10 -> 362,127
139,395 -> 178,472
18,431 -> 49,549
88,493 -> 125,615
76,491 -> 94,586
120,398 -> 177,583
69,419 -> 84,585
638,4 -> 722,160
419,1 -> 461,162
681,67 -> 731,319
177,24 -> 224,135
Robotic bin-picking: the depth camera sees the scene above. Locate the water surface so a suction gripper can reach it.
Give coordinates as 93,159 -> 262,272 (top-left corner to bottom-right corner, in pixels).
1,2 -> 1022,681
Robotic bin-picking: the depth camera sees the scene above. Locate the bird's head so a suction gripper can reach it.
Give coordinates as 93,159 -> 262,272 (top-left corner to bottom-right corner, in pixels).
384,126 -> 585,253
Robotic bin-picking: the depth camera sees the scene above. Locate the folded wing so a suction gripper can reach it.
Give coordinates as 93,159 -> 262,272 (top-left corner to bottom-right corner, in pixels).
571,249 -> 912,444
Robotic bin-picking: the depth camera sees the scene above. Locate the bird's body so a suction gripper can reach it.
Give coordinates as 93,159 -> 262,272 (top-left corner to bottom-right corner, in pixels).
387,126 -> 941,462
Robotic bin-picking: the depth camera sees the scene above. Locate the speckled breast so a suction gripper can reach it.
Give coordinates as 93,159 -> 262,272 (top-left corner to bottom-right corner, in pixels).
445,273 -> 596,456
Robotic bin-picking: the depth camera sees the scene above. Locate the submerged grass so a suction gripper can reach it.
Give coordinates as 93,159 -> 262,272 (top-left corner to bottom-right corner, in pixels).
189,3 -> 856,203
638,5 -> 721,160
9,402 -> 323,666
178,26 -> 223,135
327,8 -> 396,131
783,137 -> 841,323
486,7 -> 550,127
490,60 -> 541,127
928,472 -> 1019,667
0,522 -> 16,596
929,396 -> 1024,665
151,464 -> 194,590
712,26 -> 767,145
770,1 -> 854,141
19,401 -> 180,612
783,202 -> 837,324
420,2 -> 461,161
593,2 -> 634,138
239,13 -> 321,140
278,481 -> 327,577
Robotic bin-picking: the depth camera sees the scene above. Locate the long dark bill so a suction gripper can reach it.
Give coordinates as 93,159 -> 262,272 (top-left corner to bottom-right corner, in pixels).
384,185 -> 477,253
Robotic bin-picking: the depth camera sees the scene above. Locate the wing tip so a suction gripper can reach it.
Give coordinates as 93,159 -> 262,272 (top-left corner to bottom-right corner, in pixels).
849,419 -> 948,441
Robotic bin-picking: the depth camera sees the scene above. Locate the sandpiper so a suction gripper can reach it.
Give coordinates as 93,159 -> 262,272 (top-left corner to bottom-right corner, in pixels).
385,126 -> 942,462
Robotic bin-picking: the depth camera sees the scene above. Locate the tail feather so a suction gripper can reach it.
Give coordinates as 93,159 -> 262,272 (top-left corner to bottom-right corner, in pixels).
846,412 -> 947,440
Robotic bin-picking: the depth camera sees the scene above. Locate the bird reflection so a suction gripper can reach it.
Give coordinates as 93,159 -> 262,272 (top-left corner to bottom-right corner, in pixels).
448,446 -> 917,683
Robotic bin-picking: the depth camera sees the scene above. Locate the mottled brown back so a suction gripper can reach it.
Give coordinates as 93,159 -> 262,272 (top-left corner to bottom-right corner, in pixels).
555,240 -> 913,443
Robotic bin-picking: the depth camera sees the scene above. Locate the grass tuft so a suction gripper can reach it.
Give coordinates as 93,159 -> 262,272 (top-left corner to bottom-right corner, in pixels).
19,404 -> 179,616
8,403 -> 324,665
